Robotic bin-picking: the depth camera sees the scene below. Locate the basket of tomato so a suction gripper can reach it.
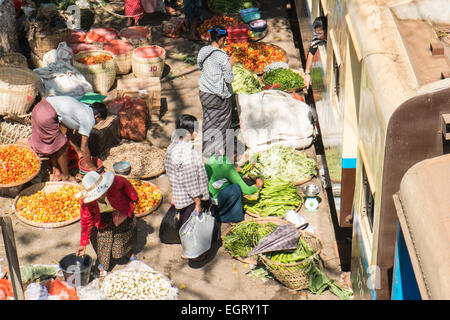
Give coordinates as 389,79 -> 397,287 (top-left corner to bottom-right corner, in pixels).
73,50 -> 116,95
0,144 -> 41,189
128,179 -> 162,218
13,182 -> 83,228
223,42 -> 287,74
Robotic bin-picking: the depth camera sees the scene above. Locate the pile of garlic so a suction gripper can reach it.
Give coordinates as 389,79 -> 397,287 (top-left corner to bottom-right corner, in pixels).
101,270 -> 178,300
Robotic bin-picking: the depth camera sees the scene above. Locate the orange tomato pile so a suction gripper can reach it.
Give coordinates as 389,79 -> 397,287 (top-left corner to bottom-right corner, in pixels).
16,185 -> 82,224
129,179 -> 162,215
77,54 -> 113,65
0,145 -> 40,185
223,42 -> 286,74
197,16 -> 239,40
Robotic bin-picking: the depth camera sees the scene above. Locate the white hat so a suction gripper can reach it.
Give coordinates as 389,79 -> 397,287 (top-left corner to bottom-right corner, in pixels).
75,171 -> 115,203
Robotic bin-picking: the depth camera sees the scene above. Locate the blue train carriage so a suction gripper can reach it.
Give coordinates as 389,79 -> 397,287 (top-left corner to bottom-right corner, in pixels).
292,0 -> 450,299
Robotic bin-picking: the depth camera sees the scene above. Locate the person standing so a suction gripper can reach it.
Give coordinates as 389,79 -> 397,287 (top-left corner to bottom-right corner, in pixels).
164,114 -> 216,261
197,26 -> 235,159
26,96 -> 107,182
125,0 -> 145,26
182,0 -> 204,41
304,16 -> 327,89
75,171 -> 139,272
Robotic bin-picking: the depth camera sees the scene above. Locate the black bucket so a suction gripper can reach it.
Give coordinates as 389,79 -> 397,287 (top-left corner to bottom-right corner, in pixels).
59,254 -> 93,287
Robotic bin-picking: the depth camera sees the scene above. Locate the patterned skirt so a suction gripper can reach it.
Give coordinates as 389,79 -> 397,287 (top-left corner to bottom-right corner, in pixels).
199,91 -> 232,158
90,212 -> 137,271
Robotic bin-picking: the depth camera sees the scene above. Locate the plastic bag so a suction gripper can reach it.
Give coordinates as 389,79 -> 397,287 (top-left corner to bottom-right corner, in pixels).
77,278 -> 106,300
179,209 -> 215,259
159,205 -> 182,244
45,278 -> 79,300
25,283 -> 49,300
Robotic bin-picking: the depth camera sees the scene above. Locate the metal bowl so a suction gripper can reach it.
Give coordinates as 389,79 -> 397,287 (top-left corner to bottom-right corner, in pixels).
113,161 -> 131,175
302,183 -> 320,197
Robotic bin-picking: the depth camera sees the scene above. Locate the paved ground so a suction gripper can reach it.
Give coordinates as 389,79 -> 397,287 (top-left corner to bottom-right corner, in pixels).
0,0 -> 351,300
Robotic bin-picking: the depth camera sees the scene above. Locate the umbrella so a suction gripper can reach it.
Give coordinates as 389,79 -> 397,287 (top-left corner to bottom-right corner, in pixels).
247,222 -> 308,257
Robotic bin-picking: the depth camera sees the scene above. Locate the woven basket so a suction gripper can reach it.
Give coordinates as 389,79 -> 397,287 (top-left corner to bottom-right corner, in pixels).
0,120 -> 32,145
130,180 -> 163,218
13,181 -> 82,229
132,46 -> 166,78
221,217 -> 291,265
120,26 -> 152,48
0,66 -> 40,116
114,52 -> 132,75
0,144 -> 41,189
29,28 -> 72,59
30,52 -> 45,69
73,50 -> 116,95
258,230 -> 323,290
0,53 -> 28,68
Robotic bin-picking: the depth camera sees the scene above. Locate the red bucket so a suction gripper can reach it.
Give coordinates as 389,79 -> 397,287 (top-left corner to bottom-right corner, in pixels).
78,157 -> 104,176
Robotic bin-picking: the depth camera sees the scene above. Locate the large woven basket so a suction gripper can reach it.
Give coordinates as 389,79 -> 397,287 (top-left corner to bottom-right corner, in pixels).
0,66 -> 40,116
0,52 -> 28,68
29,28 -> 72,59
129,180 -> 163,218
258,231 -> 323,290
0,120 -> 32,145
13,181 -> 82,229
120,26 -> 152,48
221,217 -> 291,265
114,52 -> 132,75
0,144 -> 41,189
73,50 -> 116,95
132,46 -> 166,78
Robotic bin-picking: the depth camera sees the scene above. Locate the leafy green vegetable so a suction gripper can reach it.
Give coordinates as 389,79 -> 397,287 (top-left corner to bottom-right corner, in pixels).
264,236 -> 313,264
223,220 -> 277,258
245,145 -> 317,183
263,68 -> 304,90
243,178 -> 302,217
232,63 -> 264,95
20,264 -> 59,284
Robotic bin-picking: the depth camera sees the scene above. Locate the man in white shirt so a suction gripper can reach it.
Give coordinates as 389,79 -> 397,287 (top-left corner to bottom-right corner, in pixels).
27,96 -> 107,181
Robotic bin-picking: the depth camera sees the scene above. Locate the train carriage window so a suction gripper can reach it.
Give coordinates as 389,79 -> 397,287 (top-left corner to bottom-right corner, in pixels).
333,51 -> 340,98
362,164 -> 375,230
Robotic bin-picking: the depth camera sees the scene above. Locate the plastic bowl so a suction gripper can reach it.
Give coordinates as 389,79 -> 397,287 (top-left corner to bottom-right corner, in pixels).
78,157 -> 104,176
302,183 -> 320,197
249,19 -> 267,33
113,161 -> 131,175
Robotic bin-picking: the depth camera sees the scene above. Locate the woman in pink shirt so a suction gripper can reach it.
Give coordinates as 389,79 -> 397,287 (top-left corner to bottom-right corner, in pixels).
75,171 -> 139,272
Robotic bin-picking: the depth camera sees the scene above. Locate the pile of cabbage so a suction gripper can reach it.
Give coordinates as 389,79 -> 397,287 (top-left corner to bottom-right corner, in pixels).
231,63 -> 264,95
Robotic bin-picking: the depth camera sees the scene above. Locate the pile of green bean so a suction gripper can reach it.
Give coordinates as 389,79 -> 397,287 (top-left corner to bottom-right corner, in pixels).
243,178 -> 302,217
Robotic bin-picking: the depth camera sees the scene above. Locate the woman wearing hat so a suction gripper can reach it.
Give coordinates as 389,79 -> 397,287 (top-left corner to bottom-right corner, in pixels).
75,171 -> 139,272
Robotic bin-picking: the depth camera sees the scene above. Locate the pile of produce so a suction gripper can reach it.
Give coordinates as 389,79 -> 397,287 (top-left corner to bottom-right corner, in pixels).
223,42 -> 286,74
223,220 -> 277,258
101,270 -> 178,300
76,54 -> 113,65
16,185 -> 82,224
264,236 -> 314,264
243,178 -> 302,217
0,145 -> 40,185
128,179 -> 162,215
86,27 -> 119,43
103,39 -> 134,55
263,68 -> 305,91
0,278 -> 13,300
231,63 -> 264,94
101,142 -> 166,179
241,145 -> 317,183
197,15 -> 239,40
209,0 -> 255,14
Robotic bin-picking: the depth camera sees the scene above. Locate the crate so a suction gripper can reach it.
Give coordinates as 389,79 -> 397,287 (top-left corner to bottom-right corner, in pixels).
116,77 -> 161,121
226,24 -> 249,43
88,115 -> 121,157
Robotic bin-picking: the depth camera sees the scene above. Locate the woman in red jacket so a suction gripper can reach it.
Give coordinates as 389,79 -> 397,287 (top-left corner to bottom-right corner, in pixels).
75,171 -> 139,272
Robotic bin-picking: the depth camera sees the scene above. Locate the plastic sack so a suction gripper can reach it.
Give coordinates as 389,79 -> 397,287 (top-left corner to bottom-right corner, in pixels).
25,283 -> 49,300
42,42 -> 74,66
77,278 -> 106,300
159,205 -> 182,244
237,90 -> 314,154
179,209 -> 215,259
45,278 -> 79,300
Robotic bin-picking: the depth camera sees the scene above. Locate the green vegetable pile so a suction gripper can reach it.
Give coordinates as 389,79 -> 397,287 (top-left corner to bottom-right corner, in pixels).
243,145 -> 317,183
243,178 -> 303,217
223,220 -> 277,258
232,63 -> 264,95
210,0 -> 255,14
263,68 -> 305,90
264,236 -> 313,264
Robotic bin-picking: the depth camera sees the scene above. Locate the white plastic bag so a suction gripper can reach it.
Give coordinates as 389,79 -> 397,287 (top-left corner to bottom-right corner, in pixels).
77,278 -> 107,300
179,209 -> 215,259
25,283 -> 49,300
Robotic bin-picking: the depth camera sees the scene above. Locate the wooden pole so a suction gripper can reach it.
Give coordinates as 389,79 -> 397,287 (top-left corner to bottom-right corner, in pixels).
0,216 -> 24,300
